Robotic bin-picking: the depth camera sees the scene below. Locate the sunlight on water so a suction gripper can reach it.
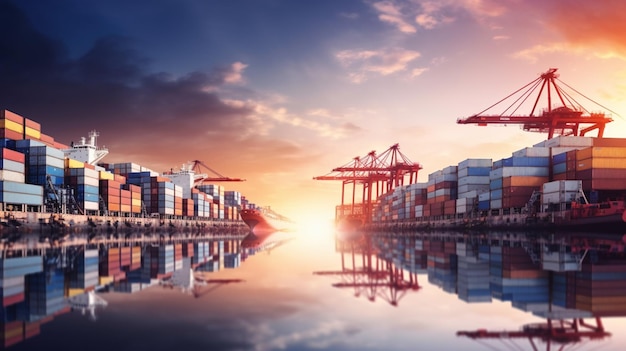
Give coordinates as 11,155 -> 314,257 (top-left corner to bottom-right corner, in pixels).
291,211 -> 335,245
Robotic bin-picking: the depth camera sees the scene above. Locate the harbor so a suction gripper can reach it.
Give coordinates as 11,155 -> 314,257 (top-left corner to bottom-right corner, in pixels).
1,228 -> 626,350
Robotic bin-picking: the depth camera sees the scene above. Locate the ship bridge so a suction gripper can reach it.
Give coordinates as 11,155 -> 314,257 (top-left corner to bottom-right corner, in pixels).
63,130 -> 109,165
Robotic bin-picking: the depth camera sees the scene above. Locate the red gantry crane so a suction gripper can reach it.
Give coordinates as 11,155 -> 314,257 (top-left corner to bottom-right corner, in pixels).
457,68 -> 616,139
314,144 -> 422,224
190,160 -> 245,186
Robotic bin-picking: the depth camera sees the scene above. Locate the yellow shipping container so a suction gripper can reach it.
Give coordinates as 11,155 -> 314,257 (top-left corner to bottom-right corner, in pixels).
577,157 -> 626,171
65,158 -> 85,169
577,146 -> 626,160
67,288 -> 84,297
24,126 -> 41,139
99,171 -> 115,180
131,198 -> 141,206
0,119 -> 24,133
99,276 -> 114,286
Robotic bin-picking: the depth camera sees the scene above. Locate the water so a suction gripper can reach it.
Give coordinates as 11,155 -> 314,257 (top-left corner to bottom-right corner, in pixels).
4,228 -> 626,351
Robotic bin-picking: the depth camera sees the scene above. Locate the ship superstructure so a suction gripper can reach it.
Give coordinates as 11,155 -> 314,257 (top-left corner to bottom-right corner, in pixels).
63,130 -> 109,165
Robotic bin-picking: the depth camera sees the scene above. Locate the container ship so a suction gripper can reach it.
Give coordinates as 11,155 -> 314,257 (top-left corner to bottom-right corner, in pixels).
363,135 -> 626,232
320,68 -> 626,233
0,109 -> 272,234
239,206 -> 293,235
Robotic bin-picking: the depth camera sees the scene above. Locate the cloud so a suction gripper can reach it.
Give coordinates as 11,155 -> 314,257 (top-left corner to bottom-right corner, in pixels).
336,48 -> 422,83
411,67 -> 429,78
245,320 -> 359,351
539,0 -> 626,60
509,42 -> 622,63
0,0 -> 353,178
369,0 -> 508,33
371,1 -> 417,33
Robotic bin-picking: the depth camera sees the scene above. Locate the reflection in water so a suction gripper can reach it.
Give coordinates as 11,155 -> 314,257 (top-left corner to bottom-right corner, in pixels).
316,230 -> 626,350
0,231 -> 289,349
314,234 -> 420,306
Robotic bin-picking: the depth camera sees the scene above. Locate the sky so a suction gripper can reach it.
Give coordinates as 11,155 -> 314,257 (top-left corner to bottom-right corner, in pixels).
2,0 -> 626,223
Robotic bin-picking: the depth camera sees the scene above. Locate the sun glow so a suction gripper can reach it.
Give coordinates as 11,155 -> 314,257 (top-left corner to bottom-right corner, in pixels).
290,210 -> 336,248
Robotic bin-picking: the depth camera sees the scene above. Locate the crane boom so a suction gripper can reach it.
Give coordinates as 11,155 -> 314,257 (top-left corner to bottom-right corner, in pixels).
457,68 -> 614,139
191,160 -> 246,184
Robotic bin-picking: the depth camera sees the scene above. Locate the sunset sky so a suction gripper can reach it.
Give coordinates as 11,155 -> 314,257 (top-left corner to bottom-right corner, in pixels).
2,0 -> 626,223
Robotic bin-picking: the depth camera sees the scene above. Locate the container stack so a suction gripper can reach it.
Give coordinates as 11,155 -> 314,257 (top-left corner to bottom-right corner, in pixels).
173,184 -> 183,216
405,183 -> 427,220
120,246 -> 132,271
121,183 -> 142,214
457,159 -> 491,215
0,321 -> 23,348
182,242 -> 194,259
457,254 -> 491,303
65,160 -> 100,212
15,140 -> 65,188
489,149 -> 550,212
426,166 -> 458,219
130,246 -> 142,270
575,263 -> 626,316
23,267 -> 66,320
223,253 -> 241,268
0,147 -> 43,209
489,246 -> 549,303
68,249 -> 98,293
174,243 -> 183,271
192,242 -> 210,266
541,180 -> 582,212
0,148 -> 25,183
105,162 -> 156,178
0,110 -> 65,149
198,184 -> 224,219
0,256 -> 43,308
576,144 -> 626,194
156,244 -> 174,278
99,170 -> 121,213
191,188 -> 212,218
118,175 -> 131,213
427,241 -> 457,293
99,247 -> 122,282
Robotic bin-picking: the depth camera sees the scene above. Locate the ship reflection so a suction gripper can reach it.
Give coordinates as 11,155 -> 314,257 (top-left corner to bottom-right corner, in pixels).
0,231 -> 286,349
315,230 -> 626,350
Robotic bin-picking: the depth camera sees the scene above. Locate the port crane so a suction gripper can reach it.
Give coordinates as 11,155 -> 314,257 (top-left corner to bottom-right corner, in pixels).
457,68 -> 616,139
190,160 -> 245,185
314,144 -> 422,224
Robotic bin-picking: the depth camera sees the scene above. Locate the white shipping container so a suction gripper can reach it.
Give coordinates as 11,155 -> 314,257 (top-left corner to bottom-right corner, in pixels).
537,136 -> 593,148
458,158 -> 492,169
478,192 -> 491,201
458,176 -> 490,186
542,180 -> 581,194
489,166 -> 549,179
542,192 -> 579,205
490,199 -> 502,209
512,147 -> 551,158
0,170 -> 25,183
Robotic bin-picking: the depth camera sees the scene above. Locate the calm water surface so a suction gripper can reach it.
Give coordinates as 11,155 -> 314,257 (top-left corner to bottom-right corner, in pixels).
6,228 -> 626,351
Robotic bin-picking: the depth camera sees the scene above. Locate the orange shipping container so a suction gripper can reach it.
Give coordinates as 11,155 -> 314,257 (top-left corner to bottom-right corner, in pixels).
0,129 -> 22,140
502,176 -> 548,187
1,148 -> 24,163
0,110 -> 24,123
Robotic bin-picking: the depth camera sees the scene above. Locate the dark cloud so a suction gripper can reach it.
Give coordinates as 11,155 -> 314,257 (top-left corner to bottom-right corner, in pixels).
0,0 -> 258,171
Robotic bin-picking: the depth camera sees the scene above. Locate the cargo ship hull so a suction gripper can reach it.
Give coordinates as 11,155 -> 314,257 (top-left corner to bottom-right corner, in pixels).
240,208 -> 291,235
